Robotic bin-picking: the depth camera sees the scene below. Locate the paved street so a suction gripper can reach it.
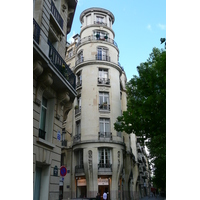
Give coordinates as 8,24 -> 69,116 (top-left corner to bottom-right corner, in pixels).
140,195 -> 166,200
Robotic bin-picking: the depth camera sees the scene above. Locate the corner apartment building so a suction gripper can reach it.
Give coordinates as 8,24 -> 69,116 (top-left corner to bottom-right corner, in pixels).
33,1 -> 77,199
61,7 -> 141,200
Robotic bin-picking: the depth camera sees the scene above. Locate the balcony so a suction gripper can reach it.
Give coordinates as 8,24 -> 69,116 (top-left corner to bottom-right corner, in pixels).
138,153 -> 142,163
96,54 -> 110,62
73,133 -> 81,143
62,140 -> 67,147
94,21 -> 107,26
142,155 -> 146,162
76,35 -> 118,48
75,106 -> 81,115
75,164 -> 84,174
99,103 -> 110,111
142,172 -> 147,178
98,163 -> 112,172
74,55 -> 124,73
48,40 -> 76,89
38,129 -> 46,140
137,143 -> 142,152
76,57 -> 84,65
98,132 -> 112,141
76,80 -> 82,89
139,166 -> 143,173
50,0 -> 63,30
97,78 -> 110,85
144,171 -> 148,177
142,163 -> 146,171
33,19 -> 40,44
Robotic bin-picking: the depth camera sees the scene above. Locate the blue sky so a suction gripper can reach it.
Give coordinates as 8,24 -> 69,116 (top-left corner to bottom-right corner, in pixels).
67,0 -> 166,81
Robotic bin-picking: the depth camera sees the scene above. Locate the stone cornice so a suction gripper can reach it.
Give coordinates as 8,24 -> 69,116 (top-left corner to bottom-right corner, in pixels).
74,60 -> 123,76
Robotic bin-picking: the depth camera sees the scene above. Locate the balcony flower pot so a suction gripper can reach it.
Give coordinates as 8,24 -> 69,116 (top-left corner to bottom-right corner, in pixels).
96,34 -> 100,39
75,105 -> 79,109
104,35 -> 108,40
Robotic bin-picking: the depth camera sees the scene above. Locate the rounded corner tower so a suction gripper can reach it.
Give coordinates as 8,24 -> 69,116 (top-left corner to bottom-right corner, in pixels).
64,7 -> 133,200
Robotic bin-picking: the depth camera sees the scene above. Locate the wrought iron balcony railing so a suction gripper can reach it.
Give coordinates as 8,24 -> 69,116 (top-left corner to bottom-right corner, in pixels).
95,54 -> 110,62
62,140 -> 67,147
75,106 -> 81,115
138,153 -> 143,163
76,35 -> 118,48
139,166 -> 143,173
97,78 -> 110,85
75,164 -> 84,173
73,133 -> 81,143
137,143 -> 142,152
99,103 -> 110,111
33,19 -> 41,44
51,0 -> 63,29
98,163 -> 112,171
38,129 -> 46,140
48,40 -> 76,89
98,132 -> 112,140
76,80 -> 82,88
76,57 -> 84,65
94,21 -> 107,26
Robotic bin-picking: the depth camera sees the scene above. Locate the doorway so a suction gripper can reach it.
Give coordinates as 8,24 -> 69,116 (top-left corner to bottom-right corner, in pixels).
98,185 -> 109,200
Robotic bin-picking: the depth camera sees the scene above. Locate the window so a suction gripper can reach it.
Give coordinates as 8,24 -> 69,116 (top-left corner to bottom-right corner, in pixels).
98,148 -> 112,168
34,165 -> 50,200
96,47 -> 109,61
77,149 -> 83,166
99,118 -> 110,135
39,97 -> 47,134
93,30 -> 108,40
96,16 -> 104,24
75,96 -> 81,115
76,71 -> 82,88
99,92 -> 110,110
39,96 -> 55,142
98,68 -> 109,84
76,120 -> 81,135
74,120 -> 81,142
68,48 -> 73,58
77,51 -> 83,64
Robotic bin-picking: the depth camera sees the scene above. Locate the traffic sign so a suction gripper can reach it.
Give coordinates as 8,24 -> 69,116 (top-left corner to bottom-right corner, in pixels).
60,166 -> 67,176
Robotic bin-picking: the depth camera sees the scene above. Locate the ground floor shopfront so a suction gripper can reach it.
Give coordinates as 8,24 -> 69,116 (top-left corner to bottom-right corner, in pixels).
74,175 -> 122,200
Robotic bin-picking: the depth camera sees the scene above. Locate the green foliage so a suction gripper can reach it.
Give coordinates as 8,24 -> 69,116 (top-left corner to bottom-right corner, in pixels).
114,47 -> 166,189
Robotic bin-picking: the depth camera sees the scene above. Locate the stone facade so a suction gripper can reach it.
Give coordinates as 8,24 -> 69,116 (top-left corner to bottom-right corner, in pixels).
33,1 -> 77,200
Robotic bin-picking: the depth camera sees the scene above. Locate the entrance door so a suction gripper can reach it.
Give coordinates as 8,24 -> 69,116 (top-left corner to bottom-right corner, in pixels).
99,185 -> 109,200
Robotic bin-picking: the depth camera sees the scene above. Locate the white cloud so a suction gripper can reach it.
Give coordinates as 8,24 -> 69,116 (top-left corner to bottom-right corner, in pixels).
158,23 -> 166,30
147,24 -> 152,30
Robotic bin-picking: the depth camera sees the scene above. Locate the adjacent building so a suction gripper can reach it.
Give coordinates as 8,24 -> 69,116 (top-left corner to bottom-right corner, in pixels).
33,1 -> 77,199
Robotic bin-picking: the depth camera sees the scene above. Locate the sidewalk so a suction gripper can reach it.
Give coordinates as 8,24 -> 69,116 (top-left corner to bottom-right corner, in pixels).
140,195 -> 166,200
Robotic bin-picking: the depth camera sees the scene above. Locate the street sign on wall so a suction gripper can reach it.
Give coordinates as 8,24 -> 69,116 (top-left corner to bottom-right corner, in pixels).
60,166 -> 67,176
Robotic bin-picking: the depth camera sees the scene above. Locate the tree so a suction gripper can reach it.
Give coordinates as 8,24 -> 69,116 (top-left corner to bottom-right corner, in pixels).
114,47 -> 166,189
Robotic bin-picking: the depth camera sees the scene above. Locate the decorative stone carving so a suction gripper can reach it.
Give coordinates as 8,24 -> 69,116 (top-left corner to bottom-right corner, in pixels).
57,91 -> 71,121
118,151 -> 120,171
33,60 -> 43,78
88,150 -> 92,171
34,71 -> 53,105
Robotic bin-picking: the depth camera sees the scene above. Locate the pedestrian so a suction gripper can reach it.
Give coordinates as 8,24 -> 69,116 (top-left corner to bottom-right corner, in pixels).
96,192 -> 101,200
103,191 -> 107,200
